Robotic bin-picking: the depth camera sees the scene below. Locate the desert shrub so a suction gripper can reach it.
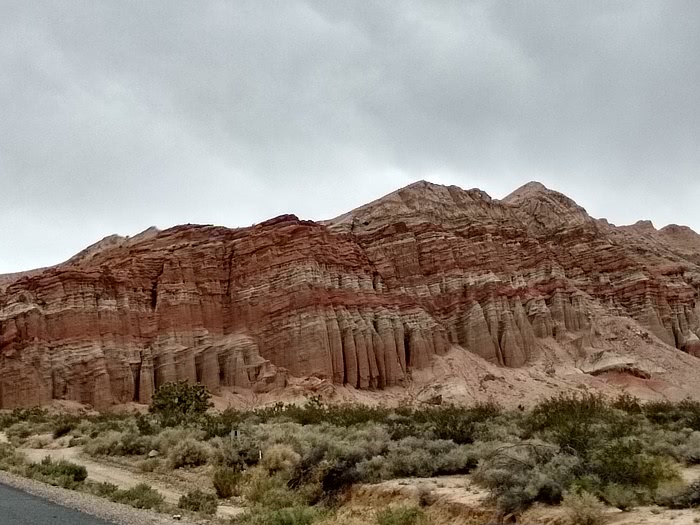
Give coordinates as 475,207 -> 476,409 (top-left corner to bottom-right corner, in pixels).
83,429 -> 154,457
656,479 -> 700,509
682,479 -> 700,508
560,490 -> 606,525
6,421 -> 51,442
137,458 -> 160,472
167,438 -> 210,469
119,431 -> 155,455
52,420 -> 76,439
586,438 -> 678,491
644,399 -> 700,431
473,441 -> 580,514
262,444 -> 301,473
234,505 -> 321,525
242,466 -> 304,509
27,456 -> 88,489
416,484 -> 435,507
384,439 -> 441,478
527,393 -> 635,456
426,402 -> 502,444
86,481 -> 119,497
83,431 -> 123,456
78,413 -> 132,437
376,505 -> 425,525
0,442 -> 26,472
135,413 -> 158,435
472,412 -> 526,442
0,442 -> 17,462
111,483 -> 164,509
213,466 -> 241,498
600,483 -> 637,511
210,434 -> 261,469
611,393 -> 643,414
155,426 -> 206,454
248,399 -> 501,442
0,407 -> 49,430
201,408 -> 249,439
149,381 -> 212,427
25,434 -> 53,449
178,489 -> 218,515
68,436 -> 86,447
677,431 -> 700,464
382,438 -> 476,478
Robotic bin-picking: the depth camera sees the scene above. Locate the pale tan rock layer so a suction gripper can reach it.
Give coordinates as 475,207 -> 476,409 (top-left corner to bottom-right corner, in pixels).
1,182 -> 699,408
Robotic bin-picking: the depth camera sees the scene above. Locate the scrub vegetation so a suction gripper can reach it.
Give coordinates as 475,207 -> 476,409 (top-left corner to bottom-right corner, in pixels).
1,387 -> 700,524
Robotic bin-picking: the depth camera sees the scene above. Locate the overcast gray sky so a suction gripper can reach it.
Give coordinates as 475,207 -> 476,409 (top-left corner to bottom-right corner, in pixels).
1,1 -> 699,273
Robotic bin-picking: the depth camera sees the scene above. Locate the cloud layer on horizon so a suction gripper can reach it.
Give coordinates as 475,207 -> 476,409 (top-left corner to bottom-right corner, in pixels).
2,1 -> 699,272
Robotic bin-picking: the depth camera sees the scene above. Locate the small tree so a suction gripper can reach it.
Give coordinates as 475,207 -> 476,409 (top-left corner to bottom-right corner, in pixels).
149,381 -> 212,427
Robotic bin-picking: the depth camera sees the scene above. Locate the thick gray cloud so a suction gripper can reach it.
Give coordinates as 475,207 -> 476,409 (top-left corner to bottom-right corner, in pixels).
1,1 -> 699,272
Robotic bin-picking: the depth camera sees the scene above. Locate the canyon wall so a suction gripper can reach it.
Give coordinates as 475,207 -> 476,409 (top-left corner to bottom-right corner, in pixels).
1,181 -> 699,408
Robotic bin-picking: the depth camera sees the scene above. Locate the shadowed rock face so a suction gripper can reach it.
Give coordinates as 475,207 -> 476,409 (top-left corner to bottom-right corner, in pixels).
1,181 -> 699,408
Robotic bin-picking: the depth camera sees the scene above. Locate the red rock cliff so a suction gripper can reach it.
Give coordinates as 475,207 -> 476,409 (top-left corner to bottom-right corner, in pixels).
1,181 -> 699,408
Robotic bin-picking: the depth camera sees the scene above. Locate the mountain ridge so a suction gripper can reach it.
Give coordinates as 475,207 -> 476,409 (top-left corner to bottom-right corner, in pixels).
1,180 -> 699,409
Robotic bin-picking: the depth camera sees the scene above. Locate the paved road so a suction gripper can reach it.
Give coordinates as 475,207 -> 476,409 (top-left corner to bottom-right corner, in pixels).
0,483 -> 115,525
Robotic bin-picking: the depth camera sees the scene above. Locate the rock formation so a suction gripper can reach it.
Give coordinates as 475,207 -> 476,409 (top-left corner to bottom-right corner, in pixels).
1,181 -> 699,408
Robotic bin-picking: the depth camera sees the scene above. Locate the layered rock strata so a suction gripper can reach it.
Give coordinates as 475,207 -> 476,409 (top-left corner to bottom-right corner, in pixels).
1,181 -> 699,408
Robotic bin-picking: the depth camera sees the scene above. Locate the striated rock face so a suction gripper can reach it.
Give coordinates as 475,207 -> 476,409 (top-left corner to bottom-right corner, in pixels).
1,181 -> 700,408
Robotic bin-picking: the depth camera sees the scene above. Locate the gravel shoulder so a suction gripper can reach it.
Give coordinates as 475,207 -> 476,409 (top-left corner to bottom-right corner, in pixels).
0,469 -> 200,525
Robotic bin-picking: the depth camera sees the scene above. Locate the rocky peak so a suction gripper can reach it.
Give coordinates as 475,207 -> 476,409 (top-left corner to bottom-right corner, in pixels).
501,181 -> 594,235
326,180 -> 515,235
501,180 -> 549,202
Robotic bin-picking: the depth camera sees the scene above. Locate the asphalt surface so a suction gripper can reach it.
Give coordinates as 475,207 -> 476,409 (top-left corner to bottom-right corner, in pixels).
0,482 -> 115,525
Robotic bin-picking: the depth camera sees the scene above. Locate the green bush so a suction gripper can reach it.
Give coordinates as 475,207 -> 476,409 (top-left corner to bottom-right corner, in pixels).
137,458 -> 160,472
52,420 -> 75,439
149,381 -> 212,427
376,505 -> 425,525
656,479 -> 700,509
527,393 -> 632,456
167,438 -> 210,469
0,442 -> 26,472
209,434 -> 259,469
111,483 -> 164,509
560,490 -> 605,525
83,431 -> 122,456
26,457 -> 88,489
178,489 -> 218,515
473,441 -> 579,514
0,443 -> 16,460
7,421 -> 46,442
262,444 -> 301,473
86,481 -> 119,497
644,399 -> 700,431
201,408 -> 248,439
0,407 -> 49,430
135,414 -> 158,435
155,426 -> 206,454
242,467 -> 304,509
234,506 -> 321,525
83,426 -> 154,457
600,483 -> 637,511
587,438 -> 678,491
213,466 -> 241,498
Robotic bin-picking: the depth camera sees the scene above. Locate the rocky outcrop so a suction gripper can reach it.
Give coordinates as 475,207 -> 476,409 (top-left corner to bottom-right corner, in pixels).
1,181 -> 699,408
